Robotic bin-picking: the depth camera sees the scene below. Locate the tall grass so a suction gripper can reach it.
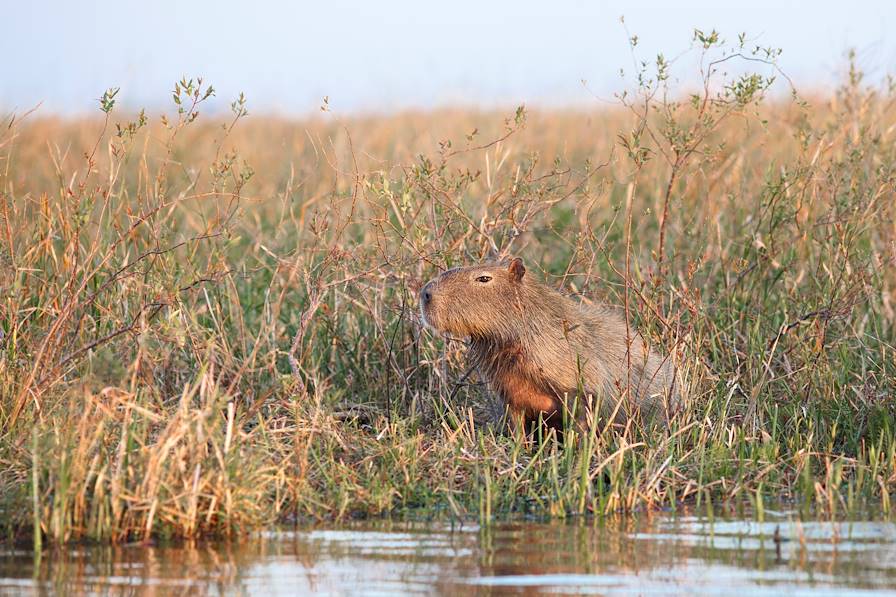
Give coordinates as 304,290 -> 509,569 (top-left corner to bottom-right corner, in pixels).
0,40 -> 894,545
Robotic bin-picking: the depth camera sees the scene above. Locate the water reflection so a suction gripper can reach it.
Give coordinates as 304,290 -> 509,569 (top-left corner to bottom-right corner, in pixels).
2,512 -> 895,595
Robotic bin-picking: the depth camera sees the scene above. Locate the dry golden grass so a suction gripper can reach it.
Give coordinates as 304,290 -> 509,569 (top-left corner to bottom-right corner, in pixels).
1,58 -> 894,544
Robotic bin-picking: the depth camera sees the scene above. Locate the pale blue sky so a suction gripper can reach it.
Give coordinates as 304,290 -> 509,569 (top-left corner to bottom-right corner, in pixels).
3,0 -> 894,115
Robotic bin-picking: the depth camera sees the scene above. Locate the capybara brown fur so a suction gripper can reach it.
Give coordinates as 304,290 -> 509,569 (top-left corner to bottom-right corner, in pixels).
419,258 -> 680,435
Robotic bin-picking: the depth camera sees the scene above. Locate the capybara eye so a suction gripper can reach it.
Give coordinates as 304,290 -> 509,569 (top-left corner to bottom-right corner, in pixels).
475,275 -> 493,283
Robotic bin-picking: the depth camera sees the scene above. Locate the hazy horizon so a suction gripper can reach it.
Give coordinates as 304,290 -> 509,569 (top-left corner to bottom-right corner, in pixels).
3,0 -> 895,117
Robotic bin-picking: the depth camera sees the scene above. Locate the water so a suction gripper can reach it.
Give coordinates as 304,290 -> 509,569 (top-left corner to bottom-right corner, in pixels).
2,512 -> 896,595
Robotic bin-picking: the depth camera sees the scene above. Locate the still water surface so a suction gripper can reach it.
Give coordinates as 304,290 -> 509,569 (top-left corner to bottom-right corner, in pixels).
2,511 -> 895,595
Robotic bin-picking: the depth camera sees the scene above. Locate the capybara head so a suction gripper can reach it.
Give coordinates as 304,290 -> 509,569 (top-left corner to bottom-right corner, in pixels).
420,258 -> 528,338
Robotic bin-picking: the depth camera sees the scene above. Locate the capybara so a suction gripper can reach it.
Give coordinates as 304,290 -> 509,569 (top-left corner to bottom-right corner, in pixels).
419,258 -> 680,435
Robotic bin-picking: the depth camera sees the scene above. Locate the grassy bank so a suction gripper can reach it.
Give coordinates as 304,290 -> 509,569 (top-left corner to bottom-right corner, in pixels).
1,44 -> 895,544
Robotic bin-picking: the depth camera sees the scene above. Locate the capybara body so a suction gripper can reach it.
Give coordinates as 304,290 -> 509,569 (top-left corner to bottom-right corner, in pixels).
419,258 -> 679,434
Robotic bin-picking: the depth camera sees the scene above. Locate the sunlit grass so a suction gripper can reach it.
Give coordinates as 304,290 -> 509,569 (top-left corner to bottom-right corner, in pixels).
0,43 -> 894,545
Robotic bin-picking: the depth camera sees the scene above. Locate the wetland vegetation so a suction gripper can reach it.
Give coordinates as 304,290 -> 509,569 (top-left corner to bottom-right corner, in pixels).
0,36 -> 894,548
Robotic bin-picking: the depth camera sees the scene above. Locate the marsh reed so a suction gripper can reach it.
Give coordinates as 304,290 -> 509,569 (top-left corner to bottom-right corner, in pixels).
1,43 -> 894,544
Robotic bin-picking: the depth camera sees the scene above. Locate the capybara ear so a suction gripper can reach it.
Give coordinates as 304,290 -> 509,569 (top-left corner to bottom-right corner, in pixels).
508,257 -> 526,282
